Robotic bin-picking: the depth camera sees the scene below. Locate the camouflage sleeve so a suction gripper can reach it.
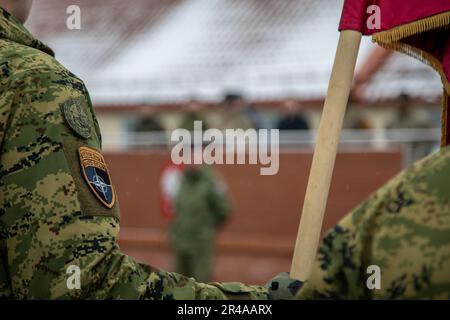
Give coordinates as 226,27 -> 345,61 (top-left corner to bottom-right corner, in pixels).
0,63 -> 18,298
0,67 -> 269,300
296,147 -> 450,299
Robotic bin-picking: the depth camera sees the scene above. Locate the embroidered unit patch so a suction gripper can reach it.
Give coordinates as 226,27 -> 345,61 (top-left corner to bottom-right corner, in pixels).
62,98 -> 92,139
78,146 -> 115,208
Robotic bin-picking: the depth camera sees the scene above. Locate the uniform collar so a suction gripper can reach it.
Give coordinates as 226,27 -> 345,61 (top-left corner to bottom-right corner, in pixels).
0,6 -> 54,57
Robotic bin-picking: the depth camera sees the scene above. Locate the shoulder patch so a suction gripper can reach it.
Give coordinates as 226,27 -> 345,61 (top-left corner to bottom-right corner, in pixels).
61,98 -> 92,139
78,146 -> 116,208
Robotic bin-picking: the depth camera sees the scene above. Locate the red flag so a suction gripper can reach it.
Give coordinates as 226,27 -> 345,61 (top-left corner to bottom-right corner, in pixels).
339,0 -> 450,146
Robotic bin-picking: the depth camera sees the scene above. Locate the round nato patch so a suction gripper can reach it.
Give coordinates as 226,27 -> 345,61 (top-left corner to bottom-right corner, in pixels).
78,146 -> 116,208
62,98 -> 92,139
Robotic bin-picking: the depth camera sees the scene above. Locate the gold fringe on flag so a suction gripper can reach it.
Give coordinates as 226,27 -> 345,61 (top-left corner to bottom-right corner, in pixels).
372,11 -> 450,147
372,11 -> 450,44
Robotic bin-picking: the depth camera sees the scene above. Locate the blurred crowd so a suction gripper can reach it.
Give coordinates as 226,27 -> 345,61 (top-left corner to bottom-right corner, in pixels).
130,93 -> 441,165
134,93 -> 311,133
133,92 -> 437,133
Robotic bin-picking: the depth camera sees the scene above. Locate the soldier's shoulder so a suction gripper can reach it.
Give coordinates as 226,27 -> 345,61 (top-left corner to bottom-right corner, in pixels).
414,145 -> 450,171
0,39 -> 71,87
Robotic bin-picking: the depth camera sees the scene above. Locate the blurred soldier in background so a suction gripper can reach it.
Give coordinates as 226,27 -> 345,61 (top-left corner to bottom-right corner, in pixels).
218,93 -> 254,130
387,93 -> 437,162
0,1 -> 299,300
133,106 -> 164,132
277,99 -> 310,131
132,106 -> 165,149
387,94 -> 434,130
179,99 -> 209,131
170,164 -> 230,282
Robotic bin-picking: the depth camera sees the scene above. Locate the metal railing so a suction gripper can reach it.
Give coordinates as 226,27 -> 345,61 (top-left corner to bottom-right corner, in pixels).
103,128 -> 442,167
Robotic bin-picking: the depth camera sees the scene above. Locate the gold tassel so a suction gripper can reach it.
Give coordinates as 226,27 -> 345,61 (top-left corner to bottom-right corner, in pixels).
373,11 -> 450,44
373,11 -> 450,147
374,40 -> 450,96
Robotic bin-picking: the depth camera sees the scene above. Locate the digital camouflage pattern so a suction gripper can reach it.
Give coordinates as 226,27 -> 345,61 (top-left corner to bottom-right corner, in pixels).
170,165 -> 230,282
0,7 -> 269,300
296,145 -> 450,299
1,5 -> 449,300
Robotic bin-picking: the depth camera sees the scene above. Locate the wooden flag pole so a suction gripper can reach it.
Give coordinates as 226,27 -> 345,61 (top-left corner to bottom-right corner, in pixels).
290,30 -> 362,281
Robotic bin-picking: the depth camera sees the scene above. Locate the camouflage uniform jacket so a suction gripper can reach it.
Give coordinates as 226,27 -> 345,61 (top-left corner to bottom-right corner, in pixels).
296,146 -> 450,299
0,7 -> 269,300
171,166 -> 230,254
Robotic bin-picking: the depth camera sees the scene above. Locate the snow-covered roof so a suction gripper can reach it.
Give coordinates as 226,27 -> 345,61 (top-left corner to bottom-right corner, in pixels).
25,0 -> 442,106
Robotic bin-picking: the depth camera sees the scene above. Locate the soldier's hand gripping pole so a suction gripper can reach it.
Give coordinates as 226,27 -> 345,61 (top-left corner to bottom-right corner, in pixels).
290,30 -> 362,281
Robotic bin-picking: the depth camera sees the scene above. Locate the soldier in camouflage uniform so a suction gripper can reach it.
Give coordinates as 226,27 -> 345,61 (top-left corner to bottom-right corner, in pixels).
0,2 -> 300,299
171,165 -> 230,283
295,147 -> 450,299
1,1 -> 449,300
